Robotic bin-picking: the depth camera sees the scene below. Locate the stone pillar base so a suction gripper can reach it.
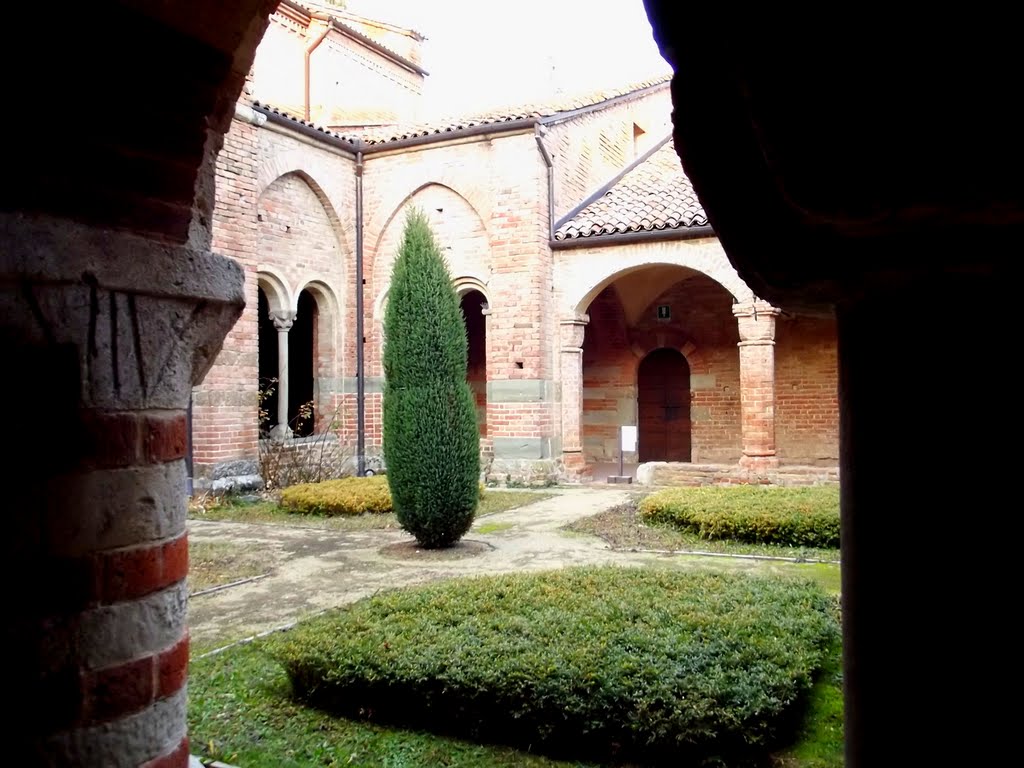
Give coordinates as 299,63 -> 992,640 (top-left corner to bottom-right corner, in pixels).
560,451 -> 590,482
739,454 -> 780,472
486,458 -> 561,487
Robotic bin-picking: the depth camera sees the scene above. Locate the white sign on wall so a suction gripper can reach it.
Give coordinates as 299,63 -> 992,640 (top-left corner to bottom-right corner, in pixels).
620,425 -> 638,452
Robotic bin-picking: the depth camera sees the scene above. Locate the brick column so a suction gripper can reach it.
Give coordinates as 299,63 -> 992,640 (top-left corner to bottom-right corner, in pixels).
3,214 -> 243,767
733,300 -> 781,470
269,310 -> 295,441
559,314 -> 589,475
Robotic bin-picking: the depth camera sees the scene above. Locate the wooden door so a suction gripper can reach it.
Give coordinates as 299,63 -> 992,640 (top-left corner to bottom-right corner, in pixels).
638,348 -> 691,462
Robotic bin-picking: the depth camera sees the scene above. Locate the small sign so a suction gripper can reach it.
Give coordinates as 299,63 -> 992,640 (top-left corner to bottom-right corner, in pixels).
657,304 -> 671,320
620,425 -> 638,452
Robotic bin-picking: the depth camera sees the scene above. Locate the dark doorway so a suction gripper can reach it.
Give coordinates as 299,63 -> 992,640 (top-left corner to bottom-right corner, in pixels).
638,347 -> 691,461
257,288 -> 279,436
290,290 -> 316,437
460,290 -> 487,437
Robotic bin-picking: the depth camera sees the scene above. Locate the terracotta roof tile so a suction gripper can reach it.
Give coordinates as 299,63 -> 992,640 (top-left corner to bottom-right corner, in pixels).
255,75 -> 672,148
361,75 -> 671,144
554,141 -> 709,241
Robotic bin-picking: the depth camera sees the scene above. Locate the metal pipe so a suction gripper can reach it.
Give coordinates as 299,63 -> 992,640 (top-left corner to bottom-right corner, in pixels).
255,106 -> 535,156
304,24 -> 331,122
534,124 -> 555,240
549,224 -> 716,250
355,151 -> 366,476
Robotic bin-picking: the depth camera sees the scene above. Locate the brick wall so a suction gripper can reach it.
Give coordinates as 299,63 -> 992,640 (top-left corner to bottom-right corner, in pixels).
250,13 -> 424,127
363,133 -> 555,455
775,313 -> 839,464
197,82 -> 837,482
193,119 -> 261,476
196,116 -> 358,480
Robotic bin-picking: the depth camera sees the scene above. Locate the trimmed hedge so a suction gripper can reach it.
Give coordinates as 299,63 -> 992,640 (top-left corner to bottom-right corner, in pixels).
280,476 -> 392,516
265,567 -> 838,764
639,486 -> 840,548
280,478 -> 488,517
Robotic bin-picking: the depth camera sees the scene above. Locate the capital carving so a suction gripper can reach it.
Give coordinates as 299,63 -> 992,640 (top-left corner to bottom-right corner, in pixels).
733,300 -> 781,344
559,313 -> 589,351
1,214 -> 244,409
270,310 -> 296,332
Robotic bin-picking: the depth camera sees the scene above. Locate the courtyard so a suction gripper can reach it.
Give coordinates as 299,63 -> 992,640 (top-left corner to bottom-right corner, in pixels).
186,485 -> 841,766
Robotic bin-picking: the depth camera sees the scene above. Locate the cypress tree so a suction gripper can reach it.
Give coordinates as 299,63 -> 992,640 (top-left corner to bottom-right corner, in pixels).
382,209 -> 480,548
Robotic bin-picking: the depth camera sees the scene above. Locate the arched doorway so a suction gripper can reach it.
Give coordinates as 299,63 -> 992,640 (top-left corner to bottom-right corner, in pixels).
290,290 -> 316,437
459,289 -> 488,437
638,348 -> 691,461
257,287 -> 279,437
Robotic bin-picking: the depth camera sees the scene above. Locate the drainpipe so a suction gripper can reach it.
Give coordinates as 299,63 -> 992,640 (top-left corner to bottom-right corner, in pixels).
534,123 -> 555,239
355,151 -> 366,476
304,24 -> 331,122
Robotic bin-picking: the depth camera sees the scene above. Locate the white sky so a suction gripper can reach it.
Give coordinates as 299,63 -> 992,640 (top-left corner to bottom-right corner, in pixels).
343,0 -> 671,115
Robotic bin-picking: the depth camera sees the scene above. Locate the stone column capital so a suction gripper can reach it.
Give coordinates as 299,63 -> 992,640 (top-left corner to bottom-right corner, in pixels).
559,313 -> 589,350
270,310 -> 296,332
733,300 -> 781,345
1,213 -> 244,409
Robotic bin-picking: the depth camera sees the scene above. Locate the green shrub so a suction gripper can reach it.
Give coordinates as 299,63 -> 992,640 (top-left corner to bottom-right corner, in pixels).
280,475 -> 392,516
265,567 -> 839,765
639,486 -> 840,548
382,209 -> 479,548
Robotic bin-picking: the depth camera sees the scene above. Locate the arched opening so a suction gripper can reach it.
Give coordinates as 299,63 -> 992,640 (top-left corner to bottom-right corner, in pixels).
257,287 -> 279,437
578,264 -> 740,473
638,348 -> 691,461
290,289 -> 317,437
460,289 -> 488,438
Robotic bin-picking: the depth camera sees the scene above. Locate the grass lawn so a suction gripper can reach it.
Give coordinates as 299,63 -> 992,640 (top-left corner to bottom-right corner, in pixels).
189,489 -> 554,531
189,644 -> 592,768
188,540 -> 273,594
567,498 -> 840,562
190,641 -> 842,768
190,568 -> 842,768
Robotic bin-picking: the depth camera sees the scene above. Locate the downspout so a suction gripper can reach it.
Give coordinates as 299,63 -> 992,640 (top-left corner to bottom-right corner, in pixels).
355,151 -> 366,476
534,124 -> 555,239
304,24 -> 331,122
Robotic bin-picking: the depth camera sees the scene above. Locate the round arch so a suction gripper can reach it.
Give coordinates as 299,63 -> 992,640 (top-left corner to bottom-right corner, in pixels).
561,240 -> 754,317
256,269 -> 290,314
293,276 -> 342,317
453,275 -> 493,307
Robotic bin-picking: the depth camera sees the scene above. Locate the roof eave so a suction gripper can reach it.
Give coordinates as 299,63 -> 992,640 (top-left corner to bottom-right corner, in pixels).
538,79 -> 671,125
550,224 -> 716,250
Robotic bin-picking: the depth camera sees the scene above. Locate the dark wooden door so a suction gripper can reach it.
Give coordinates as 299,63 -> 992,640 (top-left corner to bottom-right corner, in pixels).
638,348 -> 691,462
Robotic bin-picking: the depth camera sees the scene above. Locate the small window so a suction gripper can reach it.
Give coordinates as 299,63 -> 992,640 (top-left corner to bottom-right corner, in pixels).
633,122 -> 646,157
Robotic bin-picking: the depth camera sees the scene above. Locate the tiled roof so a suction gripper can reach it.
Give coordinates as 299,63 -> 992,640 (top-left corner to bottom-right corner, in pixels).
253,101 -> 363,146
254,75 -> 672,149
554,140 -> 709,241
360,76 -> 671,145
361,75 -> 671,144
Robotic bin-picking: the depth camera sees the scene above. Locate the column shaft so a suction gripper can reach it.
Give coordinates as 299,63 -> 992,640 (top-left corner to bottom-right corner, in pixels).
733,300 -> 781,470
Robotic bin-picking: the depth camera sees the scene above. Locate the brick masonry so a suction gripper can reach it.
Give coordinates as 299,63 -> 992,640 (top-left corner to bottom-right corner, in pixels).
193,12 -> 839,485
